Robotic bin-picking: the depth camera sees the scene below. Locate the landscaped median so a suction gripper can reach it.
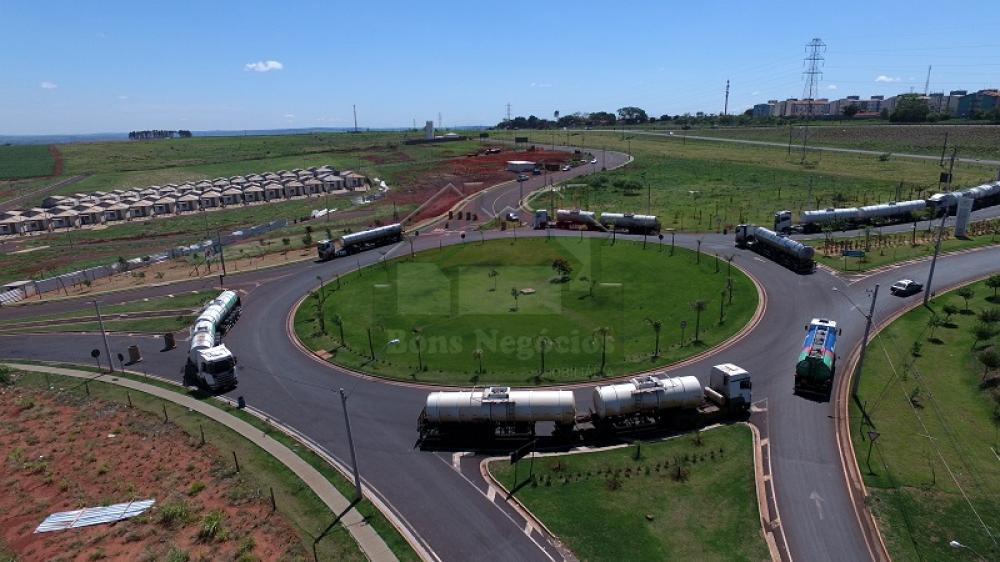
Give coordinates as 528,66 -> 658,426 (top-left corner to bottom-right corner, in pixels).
295,237 -> 758,386
487,424 -> 769,561
0,362 -> 419,562
807,218 -> 999,273
850,275 -> 1000,561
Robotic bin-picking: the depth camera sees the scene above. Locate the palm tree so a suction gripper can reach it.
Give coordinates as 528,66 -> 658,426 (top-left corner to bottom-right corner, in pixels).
690,300 -> 708,343
593,327 -> 611,375
473,348 -> 484,374
332,314 -> 345,347
645,318 -> 662,358
412,328 -> 424,371
978,349 -> 1000,383
538,336 -> 552,374
488,269 -> 499,292
927,314 -> 945,341
957,287 -> 975,311
510,287 -> 520,311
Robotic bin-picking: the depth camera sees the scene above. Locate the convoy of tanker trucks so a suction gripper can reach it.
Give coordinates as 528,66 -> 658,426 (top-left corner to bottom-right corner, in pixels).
417,363 -> 752,442
185,290 -> 242,391
735,224 -> 816,273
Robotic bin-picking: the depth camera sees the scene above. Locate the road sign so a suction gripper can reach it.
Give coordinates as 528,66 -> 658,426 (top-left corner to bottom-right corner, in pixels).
842,250 -> 866,258
680,321 -> 688,329
90,349 -> 101,358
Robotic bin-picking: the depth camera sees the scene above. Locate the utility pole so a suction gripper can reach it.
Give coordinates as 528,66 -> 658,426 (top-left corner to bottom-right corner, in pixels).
924,212 -> 948,306
438,112 -> 442,129
505,102 -> 512,123
800,38 -> 826,164
923,65 -> 932,96
852,284 -> 879,400
353,104 -> 358,133
723,79 -> 730,116
339,388 -> 363,500
216,231 -> 227,288
93,300 -> 114,373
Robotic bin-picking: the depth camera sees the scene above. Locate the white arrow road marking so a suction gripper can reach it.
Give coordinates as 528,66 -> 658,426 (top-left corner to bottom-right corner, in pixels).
810,491 -> 826,520
487,486 -> 497,502
451,452 -> 470,470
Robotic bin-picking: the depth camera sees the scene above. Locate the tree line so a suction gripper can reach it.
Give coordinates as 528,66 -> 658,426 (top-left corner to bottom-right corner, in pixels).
127,130 -> 193,140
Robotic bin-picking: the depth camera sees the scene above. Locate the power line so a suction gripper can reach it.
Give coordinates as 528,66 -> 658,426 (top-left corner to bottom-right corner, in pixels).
800,37 -> 827,163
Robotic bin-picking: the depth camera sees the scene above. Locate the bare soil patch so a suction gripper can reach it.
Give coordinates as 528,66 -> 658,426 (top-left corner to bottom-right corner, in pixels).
0,385 -> 303,561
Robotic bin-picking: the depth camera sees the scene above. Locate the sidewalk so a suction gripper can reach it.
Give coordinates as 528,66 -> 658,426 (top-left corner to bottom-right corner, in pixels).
3,362 -> 398,562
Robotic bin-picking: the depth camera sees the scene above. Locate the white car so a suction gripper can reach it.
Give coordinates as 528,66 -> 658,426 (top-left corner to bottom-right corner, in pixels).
561,165 -> 571,171
890,279 -> 923,296
590,157 -> 598,164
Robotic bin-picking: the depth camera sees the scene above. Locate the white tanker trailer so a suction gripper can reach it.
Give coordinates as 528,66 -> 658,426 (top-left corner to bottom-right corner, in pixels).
598,212 -> 660,234
419,387 -> 576,439
417,364 -> 751,441
185,290 -> 241,391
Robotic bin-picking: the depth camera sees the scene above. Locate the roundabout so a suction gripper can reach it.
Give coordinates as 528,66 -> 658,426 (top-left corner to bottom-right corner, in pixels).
294,237 -> 758,386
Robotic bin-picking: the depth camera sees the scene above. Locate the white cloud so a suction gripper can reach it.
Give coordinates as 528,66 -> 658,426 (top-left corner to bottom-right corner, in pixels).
283,113 -> 295,119
117,95 -> 128,100
245,60 -> 284,72
826,84 -> 838,90
40,81 -> 57,89
875,75 -> 900,83
530,82 -> 552,88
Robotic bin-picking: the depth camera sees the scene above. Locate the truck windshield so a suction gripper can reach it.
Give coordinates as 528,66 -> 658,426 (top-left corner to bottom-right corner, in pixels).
204,357 -> 235,374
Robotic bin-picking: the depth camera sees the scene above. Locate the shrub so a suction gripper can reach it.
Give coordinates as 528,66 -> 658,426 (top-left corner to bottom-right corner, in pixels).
187,481 -> 206,497
158,500 -> 191,527
164,548 -> 190,562
0,365 -> 12,386
197,510 -> 225,542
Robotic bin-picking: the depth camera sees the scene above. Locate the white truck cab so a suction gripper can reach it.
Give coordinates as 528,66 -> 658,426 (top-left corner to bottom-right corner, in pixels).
706,363 -> 752,411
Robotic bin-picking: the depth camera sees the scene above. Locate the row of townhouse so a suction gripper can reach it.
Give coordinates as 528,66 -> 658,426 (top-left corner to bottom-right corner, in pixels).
0,165 -> 368,236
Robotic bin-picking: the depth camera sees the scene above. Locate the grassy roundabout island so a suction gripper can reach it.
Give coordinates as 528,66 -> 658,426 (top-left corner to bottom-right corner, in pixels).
295,236 -> 758,386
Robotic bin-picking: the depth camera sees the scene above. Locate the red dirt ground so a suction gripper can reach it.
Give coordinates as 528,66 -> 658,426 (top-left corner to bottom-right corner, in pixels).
388,148 -> 571,223
0,385 -> 304,561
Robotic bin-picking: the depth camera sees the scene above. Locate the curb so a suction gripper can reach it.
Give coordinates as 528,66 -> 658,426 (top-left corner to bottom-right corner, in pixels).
1,361 -> 402,562
833,270 -> 999,562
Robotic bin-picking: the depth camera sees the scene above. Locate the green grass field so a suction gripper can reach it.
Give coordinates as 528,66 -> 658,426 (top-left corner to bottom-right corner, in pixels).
503,129 -> 996,233
489,424 -> 768,561
0,144 -> 54,179
0,315 -> 195,335
669,124 -> 1000,161
809,219 -> 1000,272
295,237 -> 757,385
851,277 -> 1000,561
5,368 -> 417,562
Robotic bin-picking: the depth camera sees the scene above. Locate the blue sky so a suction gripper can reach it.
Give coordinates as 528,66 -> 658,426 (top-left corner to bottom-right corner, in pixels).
2,0 -> 998,135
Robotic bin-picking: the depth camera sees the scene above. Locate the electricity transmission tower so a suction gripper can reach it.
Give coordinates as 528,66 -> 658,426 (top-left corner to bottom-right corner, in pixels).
800,37 -> 826,163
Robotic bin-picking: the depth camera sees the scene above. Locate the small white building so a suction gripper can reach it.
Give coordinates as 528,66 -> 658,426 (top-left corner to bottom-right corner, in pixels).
506,160 -> 536,172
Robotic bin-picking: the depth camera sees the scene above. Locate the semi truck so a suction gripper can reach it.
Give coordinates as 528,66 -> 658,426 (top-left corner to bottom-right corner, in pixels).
795,318 -> 840,397
417,363 -> 752,441
185,290 -> 241,391
735,224 -> 815,273
317,223 -> 403,260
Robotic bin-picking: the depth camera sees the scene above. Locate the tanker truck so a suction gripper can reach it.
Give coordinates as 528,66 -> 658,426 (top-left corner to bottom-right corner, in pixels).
184,290 -> 241,391
795,318 -> 840,397
417,363 -> 752,442
735,224 -> 815,273
318,223 -> 403,261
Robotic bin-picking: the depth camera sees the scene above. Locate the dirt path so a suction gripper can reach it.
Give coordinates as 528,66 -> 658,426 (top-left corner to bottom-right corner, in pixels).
48,144 -> 63,177
0,173 -> 89,211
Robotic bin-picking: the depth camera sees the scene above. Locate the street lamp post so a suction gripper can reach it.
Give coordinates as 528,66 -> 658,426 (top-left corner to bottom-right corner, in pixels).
339,388 -> 363,500
92,300 -> 114,373
949,540 -> 988,561
923,212 -> 948,306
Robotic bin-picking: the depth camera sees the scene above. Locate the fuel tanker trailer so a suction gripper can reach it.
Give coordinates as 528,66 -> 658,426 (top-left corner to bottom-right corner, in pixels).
185,290 -> 242,391
418,387 -> 576,439
735,224 -> 815,273
317,223 -> 403,260
590,364 -> 751,431
795,318 -> 840,397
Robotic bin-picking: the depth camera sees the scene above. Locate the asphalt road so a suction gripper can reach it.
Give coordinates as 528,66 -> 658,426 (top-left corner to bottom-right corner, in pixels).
1,148 -> 998,561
